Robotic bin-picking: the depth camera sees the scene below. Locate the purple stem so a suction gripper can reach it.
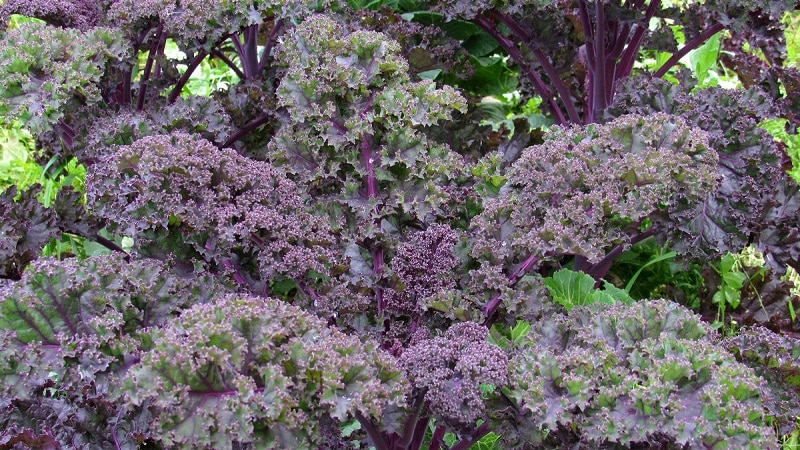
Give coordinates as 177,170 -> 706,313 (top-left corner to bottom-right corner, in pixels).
450,421 -> 492,450
245,25 -> 259,78
408,415 -> 432,450
590,0 -> 608,122
397,395 -> 427,449
356,93 -> 385,313
356,413 -> 389,450
473,15 -> 568,125
221,258 -> 250,289
153,34 -> 168,79
221,113 -> 272,148
231,33 -> 246,66
428,426 -> 447,450
258,19 -> 283,73
111,427 -> 121,450
483,253 -> 540,319
211,48 -> 246,80
617,23 -> 647,79
585,226 -> 659,280
362,134 -> 386,312
94,234 -> 128,256
617,0 -> 660,79
137,24 -> 164,111
654,22 -> 724,78
187,389 -> 238,397
492,11 -> 581,123
167,48 -> 209,103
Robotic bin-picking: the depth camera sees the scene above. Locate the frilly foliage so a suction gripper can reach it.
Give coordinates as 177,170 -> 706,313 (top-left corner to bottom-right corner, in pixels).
0,255 -> 408,448
271,14 -> 467,229
610,77 -> 799,273
511,299 -> 776,448
0,255 -> 224,448
72,95 -> 235,164
126,293 -> 409,448
0,0 -> 102,30
86,132 -> 337,285
385,223 -> 460,317
0,185 -> 96,280
0,21 -> 129,136
0,1 -> 799,448
723,326 -> 800,435
471,113 -> 718,265
399,322 -> 508,429
109,0 -> 325,44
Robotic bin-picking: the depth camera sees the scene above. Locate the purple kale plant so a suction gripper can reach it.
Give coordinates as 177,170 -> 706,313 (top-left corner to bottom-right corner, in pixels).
124,293 -> 408,448
0,254 -> 225,448
399,322 -> 508,431
268,13 -> 467,320
85,131 -> 338,294
1,0 -> 800,448
511,299 -> 776,448
470,112 -> 719,319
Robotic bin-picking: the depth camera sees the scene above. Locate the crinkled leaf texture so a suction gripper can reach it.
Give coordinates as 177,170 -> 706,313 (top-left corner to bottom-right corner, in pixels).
0,255 -> 407,448
86,132 -> 337,284
0,255 -> 223,448
470,113 -> 718,265
109,0 -> 326,44
125,293 -> 409,449
0,0 -> 102,30
610,78 -> 797,273
0,21 -> 129,136
72,95 -> 235,164
271,14 -> 467,229
512,299 -> 775,449
399,322 -> 508,429
723,326 -> 800,435
0,185 -> 97,280
0,186 -> 57,280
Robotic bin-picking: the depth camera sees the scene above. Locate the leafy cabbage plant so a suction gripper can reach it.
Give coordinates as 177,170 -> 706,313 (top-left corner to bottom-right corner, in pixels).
512,299 -> 775,448
0,0 -> 799,448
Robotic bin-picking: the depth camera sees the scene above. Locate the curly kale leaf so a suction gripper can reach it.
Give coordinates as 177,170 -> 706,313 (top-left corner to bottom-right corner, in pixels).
0,0 -> 102,30
611,78 -> 797,272
72,95 -> 234,164
512,299 -> 776,448
399,322 -> 508,429
271,14 -> 467,229
0,254 -> 222,348
756,177 -> 800,274
0,186 -> 56,280
0,255 -> 222,448
109,0 -> 326,44
0,185 -> 99,280
0,22 -> 129,136
86,132 -> 337,286
723,326 -> 800,435
470,113 -> 718,266
385,223 -> 460,317
124,293 -> 408,448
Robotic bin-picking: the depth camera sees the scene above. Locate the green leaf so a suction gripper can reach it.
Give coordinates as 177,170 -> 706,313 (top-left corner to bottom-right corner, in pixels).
400,11 -> 441,26
418,69 -> 442,80
462,31 -> 499,57
456,57 -> 517,96
472,432 -> 500,450
685,32 -> 720,88
544,269 -> 597,312
439,19 -> 481,40
625,250 -> 677,293
601,280 -> 635,305
510,320 -> 531,343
